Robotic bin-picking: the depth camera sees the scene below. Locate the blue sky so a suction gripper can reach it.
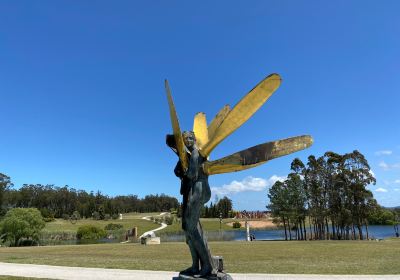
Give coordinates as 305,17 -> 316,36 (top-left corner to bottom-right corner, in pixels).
1,1 -> 399,210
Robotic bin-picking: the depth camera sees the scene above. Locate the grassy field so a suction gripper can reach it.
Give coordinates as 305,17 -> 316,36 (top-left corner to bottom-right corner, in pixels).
42,212 -> 163,237
0,239 -> 399,274
42,213 -> 238,238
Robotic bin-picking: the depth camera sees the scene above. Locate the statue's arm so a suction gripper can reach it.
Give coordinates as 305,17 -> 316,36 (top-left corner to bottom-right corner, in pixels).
174,161 -> 184,178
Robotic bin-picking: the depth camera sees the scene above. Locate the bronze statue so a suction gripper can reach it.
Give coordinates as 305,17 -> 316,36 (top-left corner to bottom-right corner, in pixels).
165,74 -> 313,279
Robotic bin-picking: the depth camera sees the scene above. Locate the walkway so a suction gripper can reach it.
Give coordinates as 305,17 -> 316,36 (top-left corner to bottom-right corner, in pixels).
139,212 -> 168,238
0,262 -> 398,280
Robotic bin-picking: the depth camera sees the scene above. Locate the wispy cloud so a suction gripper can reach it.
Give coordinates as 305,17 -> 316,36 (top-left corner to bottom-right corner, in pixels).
379,161 -> 400,171
375,187 -> 388,193
375,150 -> 393,156
395,188 -> 400,192
395,180 -> 400,184
211,175 -> 285,197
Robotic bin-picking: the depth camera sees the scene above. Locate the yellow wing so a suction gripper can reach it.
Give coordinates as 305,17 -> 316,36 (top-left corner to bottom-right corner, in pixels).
207,105 -> 230,142
200,73 -> 281,157
165,80 -> 188,170
203,135 -> 313,175
193,112 -> 208,149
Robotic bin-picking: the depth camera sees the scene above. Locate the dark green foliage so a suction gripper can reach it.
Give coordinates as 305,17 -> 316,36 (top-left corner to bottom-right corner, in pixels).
232,221 -> 241,228
0,173 -> 13,216
76,225 -> 107,240
112,213 -> 119,220
368,206 -> 397,225
104,223 -> 123,230
1,182 -> 179,219
0,208 -> 45,246
202,196 -> 233,218
268,150 -> 378,241
163,215 -> 174,225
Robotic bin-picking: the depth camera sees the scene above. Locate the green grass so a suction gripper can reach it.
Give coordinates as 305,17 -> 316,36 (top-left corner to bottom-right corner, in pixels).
43,213 -> 160,237
0,239 -> 399,274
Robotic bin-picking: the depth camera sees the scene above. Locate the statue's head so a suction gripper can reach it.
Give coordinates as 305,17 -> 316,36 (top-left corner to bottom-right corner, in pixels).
182,131 -> 196,149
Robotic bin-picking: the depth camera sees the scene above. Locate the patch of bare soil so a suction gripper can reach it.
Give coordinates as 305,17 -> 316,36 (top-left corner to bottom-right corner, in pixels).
227,220 -> 277,229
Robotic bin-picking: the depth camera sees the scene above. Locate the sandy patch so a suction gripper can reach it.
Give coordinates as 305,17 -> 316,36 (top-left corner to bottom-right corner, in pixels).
227,220 -> 277,229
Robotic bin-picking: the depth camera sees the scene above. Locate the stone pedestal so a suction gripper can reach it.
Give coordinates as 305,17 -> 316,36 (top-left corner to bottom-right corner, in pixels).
178,272 -> 233,280
177,256 -> 232,280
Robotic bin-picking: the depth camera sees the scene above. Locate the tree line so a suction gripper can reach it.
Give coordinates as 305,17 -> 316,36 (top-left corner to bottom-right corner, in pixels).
268,150 -> 399,241
0,173 -> 179,219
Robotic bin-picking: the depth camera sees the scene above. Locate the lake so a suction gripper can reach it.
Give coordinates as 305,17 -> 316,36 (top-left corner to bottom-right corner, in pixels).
160,225 -> 398,242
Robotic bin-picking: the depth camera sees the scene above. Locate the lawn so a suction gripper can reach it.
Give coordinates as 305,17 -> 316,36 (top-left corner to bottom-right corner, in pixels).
0,239 -> 399,274
42,212 -> 162,238
43,213 -> 239,238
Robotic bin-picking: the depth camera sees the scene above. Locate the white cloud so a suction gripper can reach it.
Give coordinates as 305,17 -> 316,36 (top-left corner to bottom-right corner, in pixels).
395,180 -> 400,184
369,170 -> 375,177
211,175 -> 286,197
375,187 -> 388,193
375,150 -> 393,156
379,161 -> 400,171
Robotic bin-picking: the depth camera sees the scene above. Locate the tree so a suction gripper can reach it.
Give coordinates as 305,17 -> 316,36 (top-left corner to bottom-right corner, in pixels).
0,173 -> 13,215
0,208 -> 45,246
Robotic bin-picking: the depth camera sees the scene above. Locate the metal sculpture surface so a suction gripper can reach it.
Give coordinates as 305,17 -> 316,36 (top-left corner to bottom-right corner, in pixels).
165,74 -> 313,279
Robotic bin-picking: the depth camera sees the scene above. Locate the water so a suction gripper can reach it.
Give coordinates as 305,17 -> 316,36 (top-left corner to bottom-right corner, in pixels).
231,225 -> 397,241
40,225 -> 398,245
160,225 -> 398,242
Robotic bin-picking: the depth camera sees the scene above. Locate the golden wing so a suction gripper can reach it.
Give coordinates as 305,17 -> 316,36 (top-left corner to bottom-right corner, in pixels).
193,112 -> 208,150
203,135 -> 313,175
200,73 -> 281,157
207,105 -> 230,141
165,80 -> 188,170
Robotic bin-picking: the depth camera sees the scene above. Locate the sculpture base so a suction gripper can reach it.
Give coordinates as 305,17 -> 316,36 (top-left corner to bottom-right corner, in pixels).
178,272 -> 233,280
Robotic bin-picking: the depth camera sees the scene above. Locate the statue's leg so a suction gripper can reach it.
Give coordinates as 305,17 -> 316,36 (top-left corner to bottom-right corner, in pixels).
187,182 -> 214,277
180,197 -> 200,275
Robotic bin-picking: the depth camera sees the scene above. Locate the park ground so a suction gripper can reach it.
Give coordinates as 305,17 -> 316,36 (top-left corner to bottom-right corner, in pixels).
0,239 -> 399,275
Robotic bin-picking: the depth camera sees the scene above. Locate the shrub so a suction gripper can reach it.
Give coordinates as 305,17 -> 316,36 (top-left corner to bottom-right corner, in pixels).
72,211 -> 81,220
76,225 -> 107,240
62,214 -> 70,220
232,221 -> 241,229
104,223 -> 123,230
104,214 -> 111,221
112,214 -> 119,220
0,208 -> 45,246
92,211 -> 100,220
163,215 -> 174,225
43,217 -> 55,222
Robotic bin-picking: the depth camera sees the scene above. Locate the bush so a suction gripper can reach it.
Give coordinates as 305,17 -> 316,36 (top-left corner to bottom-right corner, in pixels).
112,214 -> 119,220
62,214 -> 70,220
43,217 -> 55,222
76,225 -> 107,240
92,211 -> 100,220
232,221 -> 241,229
72,211 -> 81,220
163,215 -> 174,225
0,208 -> 45,246
104,223 -> 123,230
104,214 -> 111,221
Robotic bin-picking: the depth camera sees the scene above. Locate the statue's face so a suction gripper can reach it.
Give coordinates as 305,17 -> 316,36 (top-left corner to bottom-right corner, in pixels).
183,133 -> 195,148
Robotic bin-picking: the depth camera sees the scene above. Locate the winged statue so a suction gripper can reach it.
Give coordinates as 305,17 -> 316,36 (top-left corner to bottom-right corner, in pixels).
165,73 -> 313,279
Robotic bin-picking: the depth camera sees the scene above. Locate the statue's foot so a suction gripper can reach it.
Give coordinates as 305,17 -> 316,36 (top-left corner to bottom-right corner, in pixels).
180,266 -> 200,276
194,266 -> 213,278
